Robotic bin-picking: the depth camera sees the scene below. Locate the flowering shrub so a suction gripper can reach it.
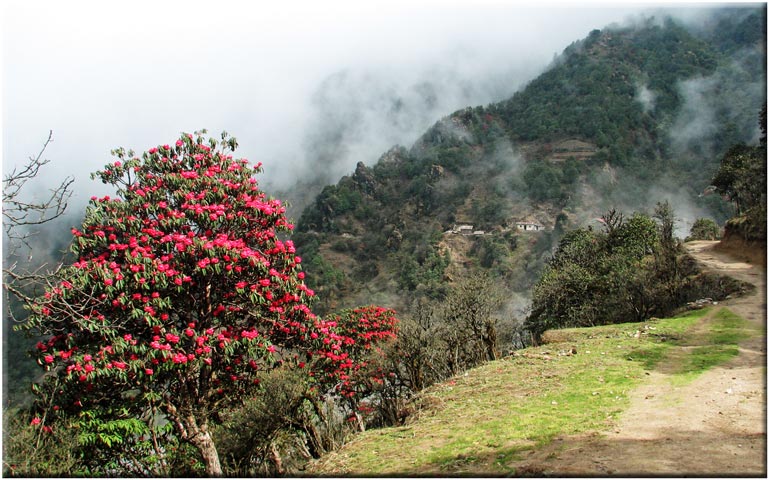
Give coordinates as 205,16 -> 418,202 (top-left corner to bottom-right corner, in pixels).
19,131 -> 398,476
309,305 -> 398,398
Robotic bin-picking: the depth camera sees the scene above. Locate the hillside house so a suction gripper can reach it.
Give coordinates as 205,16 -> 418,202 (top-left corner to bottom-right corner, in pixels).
515,221 -> 545,232
450,224 -> 474,235
445,224 -> 489,236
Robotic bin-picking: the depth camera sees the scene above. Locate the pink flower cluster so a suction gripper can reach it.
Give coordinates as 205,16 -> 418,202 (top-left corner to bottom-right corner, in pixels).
308,306 -> 399,397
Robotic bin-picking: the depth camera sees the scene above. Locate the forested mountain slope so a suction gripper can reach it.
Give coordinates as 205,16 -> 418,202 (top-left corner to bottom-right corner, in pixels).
294,8 -> 766,321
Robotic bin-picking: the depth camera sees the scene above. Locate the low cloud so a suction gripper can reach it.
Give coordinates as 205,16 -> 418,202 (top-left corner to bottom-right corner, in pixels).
265,56 -> 535,192
635,83 -> 657,113
668,49 -> 766,173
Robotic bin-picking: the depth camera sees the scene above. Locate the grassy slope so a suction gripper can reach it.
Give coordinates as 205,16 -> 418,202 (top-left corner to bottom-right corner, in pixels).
307,307 -> 757,476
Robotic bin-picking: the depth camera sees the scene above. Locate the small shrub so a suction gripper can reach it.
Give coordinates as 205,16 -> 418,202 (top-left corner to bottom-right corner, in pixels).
686,218 -> 721,241
3,409 -> 83,477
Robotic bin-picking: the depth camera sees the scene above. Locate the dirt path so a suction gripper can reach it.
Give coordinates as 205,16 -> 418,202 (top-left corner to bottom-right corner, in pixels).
518,240 -> 766,476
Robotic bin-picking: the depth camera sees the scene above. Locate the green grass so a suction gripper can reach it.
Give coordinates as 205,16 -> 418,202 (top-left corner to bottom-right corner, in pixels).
674,308 -> 754,384
624,308 -> 708,370
308,307 -> 756,476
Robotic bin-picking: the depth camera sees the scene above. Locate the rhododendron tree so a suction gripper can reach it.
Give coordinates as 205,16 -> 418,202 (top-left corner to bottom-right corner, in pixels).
18,131 -> 398,476
310,306 -> 398,399
312,306 -> 402,430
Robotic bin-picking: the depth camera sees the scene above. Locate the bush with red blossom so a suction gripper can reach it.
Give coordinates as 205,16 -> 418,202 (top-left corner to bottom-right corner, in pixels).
18,131 -> 398,476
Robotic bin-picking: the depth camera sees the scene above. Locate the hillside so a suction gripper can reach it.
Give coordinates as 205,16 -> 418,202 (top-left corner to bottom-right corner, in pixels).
307,241 -> 766,476
294,7 -> 766,322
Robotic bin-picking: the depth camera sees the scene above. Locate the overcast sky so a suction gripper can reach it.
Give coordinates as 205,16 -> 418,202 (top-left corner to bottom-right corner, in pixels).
1,1 -> 729,206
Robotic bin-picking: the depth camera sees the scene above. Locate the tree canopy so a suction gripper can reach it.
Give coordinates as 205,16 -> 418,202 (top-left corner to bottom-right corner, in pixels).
525,207 -> 681,342
711,104 -> 767,241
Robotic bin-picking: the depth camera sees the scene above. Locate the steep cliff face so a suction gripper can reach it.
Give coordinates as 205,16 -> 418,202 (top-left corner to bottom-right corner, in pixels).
293,8 -> 766,317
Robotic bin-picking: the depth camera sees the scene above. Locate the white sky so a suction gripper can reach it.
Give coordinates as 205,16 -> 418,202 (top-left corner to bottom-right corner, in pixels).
1,0 -> 734,204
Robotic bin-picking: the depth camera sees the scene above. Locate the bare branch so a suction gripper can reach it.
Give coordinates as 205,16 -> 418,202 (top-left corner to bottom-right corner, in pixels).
3,261 -> 61,321
600,208 -> 624,235
3,131 -> 74,252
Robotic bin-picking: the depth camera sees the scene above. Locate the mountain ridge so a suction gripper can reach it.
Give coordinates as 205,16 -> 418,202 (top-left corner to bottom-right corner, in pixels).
293,7 -> 766,322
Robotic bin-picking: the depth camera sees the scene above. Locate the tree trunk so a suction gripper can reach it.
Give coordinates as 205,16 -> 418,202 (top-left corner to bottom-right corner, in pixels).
302,398 -> 327,458
187,419 -> 223,477
270,442 -> 284,475
164,402 -> 223,476
484,320 -> 498,361
354,411 -> 366,432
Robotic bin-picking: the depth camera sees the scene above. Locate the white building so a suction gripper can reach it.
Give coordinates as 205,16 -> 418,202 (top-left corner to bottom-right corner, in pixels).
515,222 -> 545,232
451,224 -> 474,235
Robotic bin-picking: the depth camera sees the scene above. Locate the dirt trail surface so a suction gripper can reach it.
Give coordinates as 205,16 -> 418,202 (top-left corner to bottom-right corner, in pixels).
518,240 -> 767,476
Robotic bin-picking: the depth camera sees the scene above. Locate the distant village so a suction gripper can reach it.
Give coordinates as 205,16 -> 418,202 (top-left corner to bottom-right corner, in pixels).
445,220 -> 546,237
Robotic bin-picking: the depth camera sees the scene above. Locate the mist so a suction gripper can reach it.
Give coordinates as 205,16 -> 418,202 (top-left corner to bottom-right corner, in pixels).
283,60 -> 521,191
3,2 -> 663,213
671,55 -> 766,158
